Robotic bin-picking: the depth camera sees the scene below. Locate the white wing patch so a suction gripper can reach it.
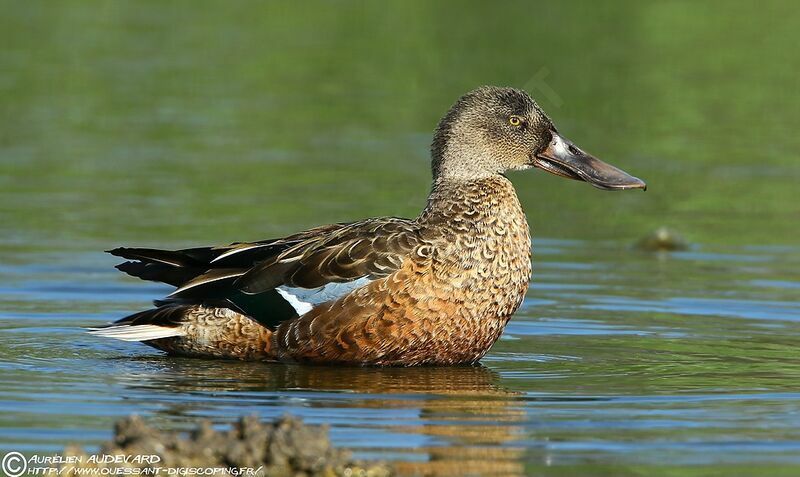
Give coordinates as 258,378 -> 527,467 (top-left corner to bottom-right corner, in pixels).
275,288 -> 314,315
276,277 -> 373,315
87,324 -> 185,342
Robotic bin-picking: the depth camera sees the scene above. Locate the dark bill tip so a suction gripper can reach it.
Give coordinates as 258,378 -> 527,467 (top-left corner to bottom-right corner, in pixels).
534,132 -> 646,191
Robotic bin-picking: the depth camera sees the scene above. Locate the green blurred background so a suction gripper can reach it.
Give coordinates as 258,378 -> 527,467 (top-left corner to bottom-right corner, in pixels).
1,0 -> 798,251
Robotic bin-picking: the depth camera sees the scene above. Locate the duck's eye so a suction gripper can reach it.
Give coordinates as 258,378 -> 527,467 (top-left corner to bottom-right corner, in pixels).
508,116 -> 523,127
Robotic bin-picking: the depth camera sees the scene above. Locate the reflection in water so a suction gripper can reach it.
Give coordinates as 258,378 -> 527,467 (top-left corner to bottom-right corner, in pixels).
118,358 -> 527,476
2,241 -> 800,473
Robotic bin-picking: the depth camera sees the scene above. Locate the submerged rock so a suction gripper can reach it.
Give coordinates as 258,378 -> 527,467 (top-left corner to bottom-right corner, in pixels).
60,415 -> 393,477
634,227 -> 690,252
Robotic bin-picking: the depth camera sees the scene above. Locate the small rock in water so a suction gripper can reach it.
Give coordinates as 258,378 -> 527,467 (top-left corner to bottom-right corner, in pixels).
59,414 -> 393,477
634,227 -> 690,252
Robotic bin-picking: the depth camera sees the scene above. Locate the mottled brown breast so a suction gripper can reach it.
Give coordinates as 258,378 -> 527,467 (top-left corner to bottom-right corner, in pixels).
271,176 -> 531,366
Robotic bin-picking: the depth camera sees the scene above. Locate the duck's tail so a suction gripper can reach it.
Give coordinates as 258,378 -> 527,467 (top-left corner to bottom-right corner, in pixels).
87,305 -> 189,341
107,247 -> 217,287
88,305 -> 274,360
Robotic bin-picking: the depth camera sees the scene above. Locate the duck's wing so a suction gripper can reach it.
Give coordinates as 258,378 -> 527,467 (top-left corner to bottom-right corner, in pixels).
109,222 -> 346,286
108,217 -> 428,328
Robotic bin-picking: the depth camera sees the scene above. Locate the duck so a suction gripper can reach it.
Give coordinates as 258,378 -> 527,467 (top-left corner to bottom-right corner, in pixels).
90,86 -> 646,366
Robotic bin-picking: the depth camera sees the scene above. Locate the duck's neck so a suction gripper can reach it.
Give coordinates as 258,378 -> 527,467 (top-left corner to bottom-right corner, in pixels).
418,175 -> 527,229
417,173 -> 533,332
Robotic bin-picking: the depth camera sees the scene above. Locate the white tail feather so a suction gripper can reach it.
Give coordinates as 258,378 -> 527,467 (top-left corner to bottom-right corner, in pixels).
87,324 -> 185,342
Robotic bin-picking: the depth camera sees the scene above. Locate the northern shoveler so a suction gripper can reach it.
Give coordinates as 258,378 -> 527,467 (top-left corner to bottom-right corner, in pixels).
90,86 -> 646,366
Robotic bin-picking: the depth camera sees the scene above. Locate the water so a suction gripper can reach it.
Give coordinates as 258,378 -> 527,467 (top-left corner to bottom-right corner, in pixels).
1,2 -> 800,475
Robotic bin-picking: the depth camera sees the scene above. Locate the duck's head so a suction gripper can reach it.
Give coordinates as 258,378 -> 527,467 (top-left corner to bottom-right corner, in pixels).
431,86 -> 646,190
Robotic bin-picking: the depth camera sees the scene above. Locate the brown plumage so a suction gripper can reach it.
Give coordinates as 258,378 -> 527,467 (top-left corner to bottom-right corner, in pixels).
90,86 -> 646,366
